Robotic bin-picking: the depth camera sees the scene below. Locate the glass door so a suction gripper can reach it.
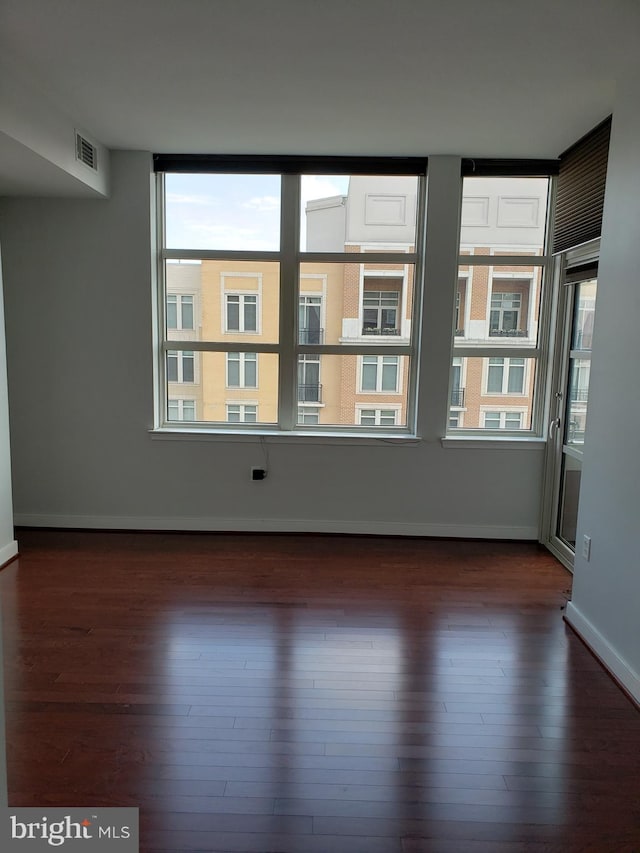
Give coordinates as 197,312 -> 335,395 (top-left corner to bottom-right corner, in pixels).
543,246 -> 598,570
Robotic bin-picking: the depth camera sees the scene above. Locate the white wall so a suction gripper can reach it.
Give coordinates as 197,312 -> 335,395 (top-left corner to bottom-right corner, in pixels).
0,151 -> 546,539
0,63 -> 110,198
566,72 -> 640,703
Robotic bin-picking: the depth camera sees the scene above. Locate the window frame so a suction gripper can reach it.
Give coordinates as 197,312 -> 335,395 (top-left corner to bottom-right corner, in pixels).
226,403 -> 258,423
226,351 -> 258,389
155,162 -> 426,435
167,293 -> 195,331
357,406 -> 400,427
224,292 -> 259,334
167,398 -> 197,422
359,355 -> 401,394
449,172 -> 554,438
167,349 -> 196,384
484,356 -> 527,396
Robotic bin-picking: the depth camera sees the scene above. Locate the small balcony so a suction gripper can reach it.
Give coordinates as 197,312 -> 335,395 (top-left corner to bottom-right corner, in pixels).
362,327 -> 401,336
298,384 -> 323,403
489,328 -> 528,338
450,387 -> 465,407
299,328 -> 324,345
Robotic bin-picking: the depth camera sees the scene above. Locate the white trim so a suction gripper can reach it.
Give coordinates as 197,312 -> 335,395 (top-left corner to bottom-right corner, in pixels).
479,406 -> 528,430
221,273 -> 263,334
166,348 -> 198,384
358,354 -> 403,394
441,436 -> 545,450
12,514 -> 539,540
355,404 -> 402,426
0,540 -> 18,569
564,602 -> 640,706
482,355 -> 529,396
226,351 -> 258,389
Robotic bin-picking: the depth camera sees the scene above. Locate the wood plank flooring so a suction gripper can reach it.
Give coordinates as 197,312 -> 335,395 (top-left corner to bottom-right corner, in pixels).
1,530 -> 639,852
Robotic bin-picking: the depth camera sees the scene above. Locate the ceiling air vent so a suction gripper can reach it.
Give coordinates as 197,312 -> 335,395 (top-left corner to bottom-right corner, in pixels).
75,131 -> 98,171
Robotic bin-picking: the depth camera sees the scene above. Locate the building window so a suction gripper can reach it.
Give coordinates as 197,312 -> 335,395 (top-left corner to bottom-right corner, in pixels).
482,410 -> 523,430
168,399 -> 196,421
226,293 -> 258,332
227,404 -> 257,423
485,357 -> 525,395
167,350 -> 195,383
167,294 -> 194,330
297,406 -> 320,425
298,354 -> 322,402
227,352 -> 257,388
299,296 -> 323,344
362,289 -> 400,335
358,408 -> 398,427
360,356 -> 400,393
448,411 -> 461,429
489,291 -> 521,335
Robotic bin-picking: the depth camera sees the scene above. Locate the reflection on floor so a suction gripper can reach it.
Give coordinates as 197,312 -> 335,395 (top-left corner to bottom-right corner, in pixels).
1,530 -> 639,852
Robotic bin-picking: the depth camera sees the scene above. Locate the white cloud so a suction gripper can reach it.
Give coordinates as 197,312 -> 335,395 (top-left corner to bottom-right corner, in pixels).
242,195 -> 280,212
166,192 -> 221,206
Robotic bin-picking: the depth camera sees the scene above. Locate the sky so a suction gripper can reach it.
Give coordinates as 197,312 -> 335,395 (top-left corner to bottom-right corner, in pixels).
165,173 -> 349,251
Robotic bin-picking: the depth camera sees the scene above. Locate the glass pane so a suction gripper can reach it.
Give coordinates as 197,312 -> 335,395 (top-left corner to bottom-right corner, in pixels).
572,279 -> 597,350
166,260 -> 280,344
167,350 -> 199,385
166,295 -> 178,330
454,265 -> 542,347
566,358 -> 590,445
299,262 -> 414,344
181,296 -> 194,330
301,175 -> 419,252
193,352 -> 278,424
558,454 -> 582,547
165,173 -> 281,251
167,399 -> 196,422
293,354 -> 409,427
447,357 -> 536,431
227,352 -> 239,387
460,177 -> 549,255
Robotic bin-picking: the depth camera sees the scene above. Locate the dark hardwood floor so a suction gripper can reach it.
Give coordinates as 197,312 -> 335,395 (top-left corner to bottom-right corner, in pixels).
1,530 -> 639,852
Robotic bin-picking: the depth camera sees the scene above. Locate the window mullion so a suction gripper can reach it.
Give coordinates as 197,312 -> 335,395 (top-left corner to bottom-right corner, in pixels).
278,174 -> 299,430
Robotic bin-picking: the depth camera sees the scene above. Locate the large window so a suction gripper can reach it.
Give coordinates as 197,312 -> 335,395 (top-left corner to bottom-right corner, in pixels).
156,160 -> 553,436
157,161 -> 424,431
450,174 -> 551,433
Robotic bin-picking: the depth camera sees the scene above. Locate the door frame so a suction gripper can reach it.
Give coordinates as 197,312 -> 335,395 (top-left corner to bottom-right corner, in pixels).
540,239 -> 600,571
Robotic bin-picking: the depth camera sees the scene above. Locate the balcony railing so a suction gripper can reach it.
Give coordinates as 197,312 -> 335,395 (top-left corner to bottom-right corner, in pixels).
450,387 -> 465,407
299,328 -> 324,345
454,329 -> 465,337
489,328 -> 528,338
362,327 -> 401,336
298,384 -> 323,403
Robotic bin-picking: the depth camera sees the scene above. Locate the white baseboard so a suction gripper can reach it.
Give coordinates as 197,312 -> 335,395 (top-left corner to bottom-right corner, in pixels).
13,513 -> 538,540
565,601 -> 640,706
0,539 -> 18,569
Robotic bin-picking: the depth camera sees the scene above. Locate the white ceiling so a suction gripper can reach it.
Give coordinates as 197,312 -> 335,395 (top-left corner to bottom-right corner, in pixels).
0,0 -> 639,192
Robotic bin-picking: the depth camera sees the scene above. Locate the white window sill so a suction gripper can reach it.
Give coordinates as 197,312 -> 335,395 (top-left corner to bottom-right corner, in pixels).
440,435 -> 546,450
149,428 -> 422,446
